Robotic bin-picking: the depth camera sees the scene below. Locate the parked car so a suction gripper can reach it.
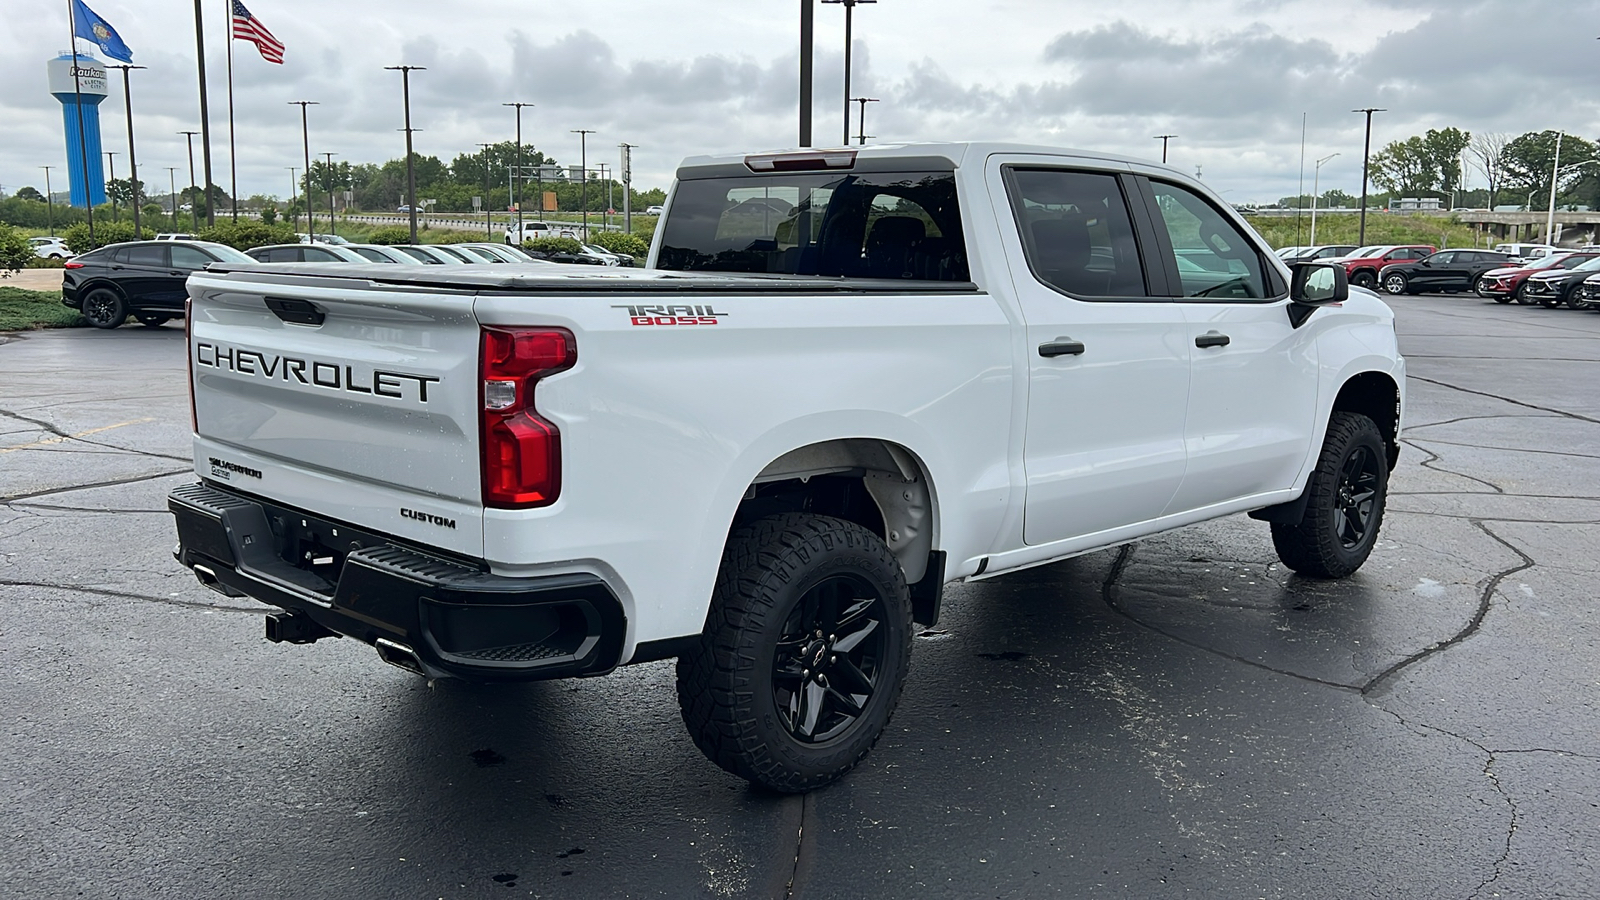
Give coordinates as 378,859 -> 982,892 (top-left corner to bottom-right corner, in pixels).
343,244 -> 427,264
1519,256 -> 1600,308
60,240 -> 255,329
452,243 -> 551,264
391,245 -> 467,265
1567,272 -> 1600,310
1281,245 -> 1358,263
29,236 -> 72,259
449,245 -> 509,264
295,233 -> 351,246
504,221 -> 553,245
1377,249 -> 1513,295
1474,252 -> 1598,303
245,244 -> 370,263
1492,242 -> 1558,264
645,205 -> 665,215
576,243 -> 629,266
1333,245 -> 1437,289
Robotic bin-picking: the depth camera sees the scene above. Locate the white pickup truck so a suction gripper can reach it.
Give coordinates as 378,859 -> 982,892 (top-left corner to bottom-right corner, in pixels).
169,142 -> 1403,792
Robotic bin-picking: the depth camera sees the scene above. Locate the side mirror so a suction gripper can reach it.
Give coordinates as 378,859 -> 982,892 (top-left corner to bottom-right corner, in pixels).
1287,262 -> 1348,328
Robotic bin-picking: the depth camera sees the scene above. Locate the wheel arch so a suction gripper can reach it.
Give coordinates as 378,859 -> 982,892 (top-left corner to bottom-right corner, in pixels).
1331,370 -> 1401,470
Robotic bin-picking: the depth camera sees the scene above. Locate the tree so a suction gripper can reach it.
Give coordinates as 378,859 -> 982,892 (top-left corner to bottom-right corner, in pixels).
1321,189 -> 1358,208
196,221 -> 295,250
1370,136 -> 1438,197
0,225 -> 33,276
107,177 -> 145,208
1501,130 -> 1599,211
15,186 -> 44,203
1422,127 -> 1471,194
1469,132 -> 1510,208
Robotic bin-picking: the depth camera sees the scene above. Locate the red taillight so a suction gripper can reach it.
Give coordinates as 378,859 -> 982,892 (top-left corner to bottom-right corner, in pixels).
480,327 -> 575,508
63,261 -> 85,269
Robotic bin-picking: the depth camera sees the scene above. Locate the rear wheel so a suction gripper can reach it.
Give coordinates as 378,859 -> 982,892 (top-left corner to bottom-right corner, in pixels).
81,289 -> 126,329
1381,272 -> 1409,295
1271,412 -> 1389,579
1351,269 -> 1377,290
677,513 -> 912,793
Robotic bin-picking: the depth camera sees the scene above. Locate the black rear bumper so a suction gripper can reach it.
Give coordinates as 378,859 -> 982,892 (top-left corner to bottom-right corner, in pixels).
168,482 -> 626,682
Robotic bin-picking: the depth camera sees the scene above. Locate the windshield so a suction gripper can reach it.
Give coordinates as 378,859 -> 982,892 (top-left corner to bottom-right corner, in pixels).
1529,254 -> 1575,269
1346,245 -> 1386,258
657,170 -> 969,280
1573,256 -> 1600,272
199,243 -> 256,263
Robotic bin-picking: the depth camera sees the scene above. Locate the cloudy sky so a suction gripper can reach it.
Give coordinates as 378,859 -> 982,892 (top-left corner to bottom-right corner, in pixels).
3,0 -> 1598,204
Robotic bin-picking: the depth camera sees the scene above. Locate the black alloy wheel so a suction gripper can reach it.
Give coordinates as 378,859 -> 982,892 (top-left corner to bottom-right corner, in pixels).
1271,411 -> 1389,579
1351,270 -> 1377,290
1331,443 -> 1382,550
1568,292 -> 1592,311
1515,282 -> 1538,305
771,574 -> 889,744
81,288 -> 127,329
1382,272 -> 1409,295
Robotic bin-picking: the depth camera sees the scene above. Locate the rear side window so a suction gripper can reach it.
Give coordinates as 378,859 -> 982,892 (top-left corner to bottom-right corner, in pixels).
351,247 -> 391,263
302,247 -> 340,262
1148,181 -> 1267,300
170,246 -> 215,269
266,247 -> 301,262
657,171 -> 969,281
125,244 -> 167,267
1005,168 -> 1146,297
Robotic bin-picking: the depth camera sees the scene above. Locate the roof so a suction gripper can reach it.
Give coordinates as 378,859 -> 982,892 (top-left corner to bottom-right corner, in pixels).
675,141 -> 1178,178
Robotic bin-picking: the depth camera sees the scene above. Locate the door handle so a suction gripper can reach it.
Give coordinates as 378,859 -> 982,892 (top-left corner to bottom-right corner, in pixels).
1195,331 -> 1231,348
1038,338 -> 1086,358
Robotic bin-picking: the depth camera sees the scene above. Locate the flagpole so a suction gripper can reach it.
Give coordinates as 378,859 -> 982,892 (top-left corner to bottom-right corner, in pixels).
193,0 -> 215,227
224,0 -> 237,222
65,0 -> 95,243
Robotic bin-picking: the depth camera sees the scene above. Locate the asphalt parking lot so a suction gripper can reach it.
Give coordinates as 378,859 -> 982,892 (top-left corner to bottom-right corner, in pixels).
2,294 -> 1597,899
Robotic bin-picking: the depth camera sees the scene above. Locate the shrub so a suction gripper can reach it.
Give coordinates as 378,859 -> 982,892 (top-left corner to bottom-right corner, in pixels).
368,226 -> 412,245
0,226 -> 33,276
524,236 -> 584,255
61,221 -> 148,253
196,220 -> 296,250
588,230 -> 649,258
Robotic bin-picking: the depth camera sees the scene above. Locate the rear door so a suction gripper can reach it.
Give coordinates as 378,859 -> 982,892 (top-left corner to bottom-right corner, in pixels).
119,243 -> 170,302
997,161 -> 1191,545
187,271 -> 486,555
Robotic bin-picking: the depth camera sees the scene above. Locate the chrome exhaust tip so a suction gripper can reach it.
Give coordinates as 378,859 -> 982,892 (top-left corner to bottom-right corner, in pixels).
375,638 -> 426,676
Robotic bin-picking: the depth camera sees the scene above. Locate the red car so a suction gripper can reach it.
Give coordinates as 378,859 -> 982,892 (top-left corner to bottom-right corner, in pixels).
1474,252 -> 1600,304
1333,244 -> 1437,289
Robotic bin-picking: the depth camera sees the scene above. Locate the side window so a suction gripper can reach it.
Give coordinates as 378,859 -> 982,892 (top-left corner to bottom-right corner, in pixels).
266,247 -> 301,262
170,246 -> 215,269
126,244 -> 167,267
1148,181 -> 1268,300
1007,168 -> 1146,297
302,247 -> 338,262
108,247 -> 131,264
1429,252 -> 1455,265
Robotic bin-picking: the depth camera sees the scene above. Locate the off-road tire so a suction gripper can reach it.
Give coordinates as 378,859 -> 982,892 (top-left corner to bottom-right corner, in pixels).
677,513 -> 912,793
1271,411 -> 1389,579
81,288 -> 126,329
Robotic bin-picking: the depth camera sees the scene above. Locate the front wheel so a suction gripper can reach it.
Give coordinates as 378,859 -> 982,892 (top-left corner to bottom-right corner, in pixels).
1271,411 -> 1389,579
1568,293 -> 1591,310
1515,283 -> 1537,305
677,513 -> 912,793
1381,272 -> 1409,295
81,288 -> 126,329
1351,270 -> 1377,290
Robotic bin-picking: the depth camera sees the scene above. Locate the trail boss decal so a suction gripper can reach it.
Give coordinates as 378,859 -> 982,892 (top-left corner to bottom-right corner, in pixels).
612,304 -> 728,326
195,343 -> 441,403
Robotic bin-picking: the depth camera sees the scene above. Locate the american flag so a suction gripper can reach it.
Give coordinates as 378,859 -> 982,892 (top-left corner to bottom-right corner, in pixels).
231,0 -> 284,64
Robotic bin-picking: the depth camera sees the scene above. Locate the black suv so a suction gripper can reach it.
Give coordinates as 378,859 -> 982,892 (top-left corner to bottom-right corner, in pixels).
1379,249 -> 1512,296
62,240 -> 256,329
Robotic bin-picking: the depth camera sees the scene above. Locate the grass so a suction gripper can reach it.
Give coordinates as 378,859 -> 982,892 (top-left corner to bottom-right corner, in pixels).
0,287 -> 82,331
1249,212 -> 1495,251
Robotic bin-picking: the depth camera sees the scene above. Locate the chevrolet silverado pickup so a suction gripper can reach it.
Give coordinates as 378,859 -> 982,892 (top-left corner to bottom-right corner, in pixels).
169,142 -> 1404,792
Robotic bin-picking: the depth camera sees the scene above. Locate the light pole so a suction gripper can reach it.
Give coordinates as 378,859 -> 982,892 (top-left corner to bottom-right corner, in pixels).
179,131 -> 200,231
108,64 -> 146,236
165,167 -> 179,229
503,102 -> 533,239
104,151 -> 118,222
1153,134 -> 1176,164
1310,152 -> 1339,246
1546,156 -> 1600,244
478,143 -> 494,239
40,166 -> 55,234
286,166 -> 298,231
852,97 -> 878,145
572,129 -> 595,240
321,151 -> 338,238
386,65 -> 426,244
619,142 -> 636,233
823,0 -> 876,146
799,0 -> 814,146
287,101 -> 318,236
191,0 -> 215,227
599,162 -> 612,231
1353,107 -> 1385,246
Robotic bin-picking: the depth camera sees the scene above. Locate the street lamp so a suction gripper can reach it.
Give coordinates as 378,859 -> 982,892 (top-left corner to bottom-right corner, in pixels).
1546,155 -> 1600,243
823,0 -> 876,146
1353,107 -> 1385,246
799,0 -> 814,147
386,65 -> 427,244
619,142 -> 637,232
477,142 -> 494,239
1310,152 -> 1339,246
321,151 -> 338,238
107,64 -> 147,236
572,129 -> 596,239
288,101 -> 318,235
165,167 -> 179,229
40,166 -> 56,235
104,151 -> 118,222
503,102 -> 533,238
851,97 -> 878,145
286,166 -> 298,231
178,130 -> 200,231
1153,134 -> 1176,164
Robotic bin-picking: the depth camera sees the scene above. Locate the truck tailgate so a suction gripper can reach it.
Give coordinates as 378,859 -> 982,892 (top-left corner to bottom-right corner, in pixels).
188,269 -> 483,556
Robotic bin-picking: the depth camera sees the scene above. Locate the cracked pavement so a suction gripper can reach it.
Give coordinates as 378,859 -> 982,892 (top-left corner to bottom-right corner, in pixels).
2,298 -> 1597,898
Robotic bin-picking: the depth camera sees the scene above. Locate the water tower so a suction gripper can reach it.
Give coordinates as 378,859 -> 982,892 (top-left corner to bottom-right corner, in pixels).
48,51 -> 109,208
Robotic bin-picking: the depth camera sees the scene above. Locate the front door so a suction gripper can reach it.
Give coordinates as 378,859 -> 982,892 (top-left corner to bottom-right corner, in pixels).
1140,178 -> 1318,513
999,164 -> 1191,545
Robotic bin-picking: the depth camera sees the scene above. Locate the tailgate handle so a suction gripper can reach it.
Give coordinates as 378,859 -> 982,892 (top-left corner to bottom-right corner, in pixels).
264,297 -> 326,326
